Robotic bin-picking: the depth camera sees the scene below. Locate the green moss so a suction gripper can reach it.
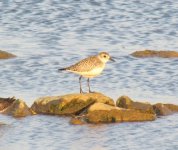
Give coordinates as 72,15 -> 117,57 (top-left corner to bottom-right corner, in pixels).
87,110 -> 118,123
49,98 -> 95,115
100,114 -> 109,122
49,104 -> 59,113
111,117 -> 116,123
15,99 -> 21,104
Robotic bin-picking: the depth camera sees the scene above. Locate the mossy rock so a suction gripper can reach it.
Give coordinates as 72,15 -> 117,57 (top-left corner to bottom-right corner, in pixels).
86,103 -> 156,124
0,97 -> 15,111
0,99 -> 34,117
153,103 -> 178,116
31,92 -> 114,116
164,104 -> 178,112
116,96 -> 155,114
0,50 -> 16,59
131,50 -> 178,58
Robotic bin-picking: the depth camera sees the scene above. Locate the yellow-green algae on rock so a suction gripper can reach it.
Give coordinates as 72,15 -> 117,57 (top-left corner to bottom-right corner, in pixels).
31,92 -> 115,115
116,96 -> 155,114
85,103 -> 156,123
0,50 -> 16,59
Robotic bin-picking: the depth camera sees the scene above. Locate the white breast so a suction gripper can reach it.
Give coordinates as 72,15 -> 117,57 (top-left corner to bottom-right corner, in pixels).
81,67 -> 105,78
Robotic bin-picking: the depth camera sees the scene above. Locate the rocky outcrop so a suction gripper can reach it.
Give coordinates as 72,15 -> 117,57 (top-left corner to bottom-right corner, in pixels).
116,96 -> 155,114
0,50 -> 16,59
0,97 -> 15,111
131,50 -> 178,58
0,98 -> 34,117
31,93 -> 115,116
153,103 -> 178,116
84,103 -> 156,123
1,93 -> 178,124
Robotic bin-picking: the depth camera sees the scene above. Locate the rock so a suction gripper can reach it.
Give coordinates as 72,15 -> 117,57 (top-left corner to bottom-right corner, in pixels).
164,104 -> 178,112
0,97 -> 15,111
85,103 -> 156,123
70,117 -> 85,125
153,103 -> 172,116
0,50 -> 16,59
31,92 -> 115,116
116,96 -> 155,114
0,99 -> 34,117
131,50 -> 178,58
153,103 -> 178,116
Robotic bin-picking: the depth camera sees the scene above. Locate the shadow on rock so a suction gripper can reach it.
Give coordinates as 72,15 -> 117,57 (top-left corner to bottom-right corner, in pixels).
31,92 -> 115,116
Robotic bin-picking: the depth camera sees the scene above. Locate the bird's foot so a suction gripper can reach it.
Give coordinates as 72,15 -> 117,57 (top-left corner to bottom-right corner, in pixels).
80,89 -> 87,94
89,90 -> 96,93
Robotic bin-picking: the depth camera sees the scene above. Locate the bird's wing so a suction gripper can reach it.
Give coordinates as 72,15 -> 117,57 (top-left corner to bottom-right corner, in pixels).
66,56 -> 103,72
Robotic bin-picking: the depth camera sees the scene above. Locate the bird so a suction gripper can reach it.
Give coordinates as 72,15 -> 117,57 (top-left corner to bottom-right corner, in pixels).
58,52 -> 115,93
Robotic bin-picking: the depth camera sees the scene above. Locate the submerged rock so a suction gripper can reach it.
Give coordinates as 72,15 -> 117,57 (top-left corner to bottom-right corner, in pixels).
70,117 -> 86,125
31,92 -> 115,116
116,96 -> 155,114
153,103 -> 178,116
0,50 -> 16,59
131,50 -> 178,58
0,98 -> 34,117
85,103 -> 156,123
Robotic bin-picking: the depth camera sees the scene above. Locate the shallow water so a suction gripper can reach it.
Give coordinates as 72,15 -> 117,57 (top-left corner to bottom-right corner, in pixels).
0,0 -> 178,149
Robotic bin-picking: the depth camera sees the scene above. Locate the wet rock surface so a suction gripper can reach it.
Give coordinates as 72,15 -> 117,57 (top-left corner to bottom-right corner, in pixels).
31,92 -> 115,116
0,98 -> 34,117
0,97 -> 15,111
131,50 -> 178,58
85,103 -> 156,123
0,50 -> 16,59
1,93 -> 178,124
153,103 -> 178,116
70,117 -> 86,125
116,96 -> 155,114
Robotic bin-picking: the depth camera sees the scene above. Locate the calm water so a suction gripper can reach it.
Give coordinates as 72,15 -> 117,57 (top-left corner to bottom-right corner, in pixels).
0,0 -> 178,149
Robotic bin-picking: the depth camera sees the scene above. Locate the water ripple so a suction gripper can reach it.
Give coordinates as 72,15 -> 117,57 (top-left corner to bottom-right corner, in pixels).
1,0 -> 178,149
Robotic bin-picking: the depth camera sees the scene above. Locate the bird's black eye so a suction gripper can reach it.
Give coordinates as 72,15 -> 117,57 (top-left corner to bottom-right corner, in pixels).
104,55 -> 106,58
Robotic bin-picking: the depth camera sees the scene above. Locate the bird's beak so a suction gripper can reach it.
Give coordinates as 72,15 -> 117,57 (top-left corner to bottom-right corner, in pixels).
109,57 -> 115,62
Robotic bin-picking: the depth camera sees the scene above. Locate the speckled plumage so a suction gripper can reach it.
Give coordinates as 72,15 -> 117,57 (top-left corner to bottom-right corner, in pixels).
65,56 -> 104,72
58,52 -> 114,93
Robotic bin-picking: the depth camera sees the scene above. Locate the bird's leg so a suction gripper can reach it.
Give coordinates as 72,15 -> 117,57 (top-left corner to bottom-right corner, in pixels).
87,78 -> 94,93
79,76 -> 84,93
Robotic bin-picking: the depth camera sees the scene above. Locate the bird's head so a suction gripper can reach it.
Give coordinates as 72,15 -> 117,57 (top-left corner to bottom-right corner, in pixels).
98,52 -> 115,63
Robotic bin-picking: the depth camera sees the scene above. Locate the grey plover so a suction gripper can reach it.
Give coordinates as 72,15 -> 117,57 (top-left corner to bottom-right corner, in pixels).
58,52 -> 115,93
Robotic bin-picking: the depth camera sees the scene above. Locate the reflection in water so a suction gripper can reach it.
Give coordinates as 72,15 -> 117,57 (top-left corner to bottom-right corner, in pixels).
0,114 -> 178,150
